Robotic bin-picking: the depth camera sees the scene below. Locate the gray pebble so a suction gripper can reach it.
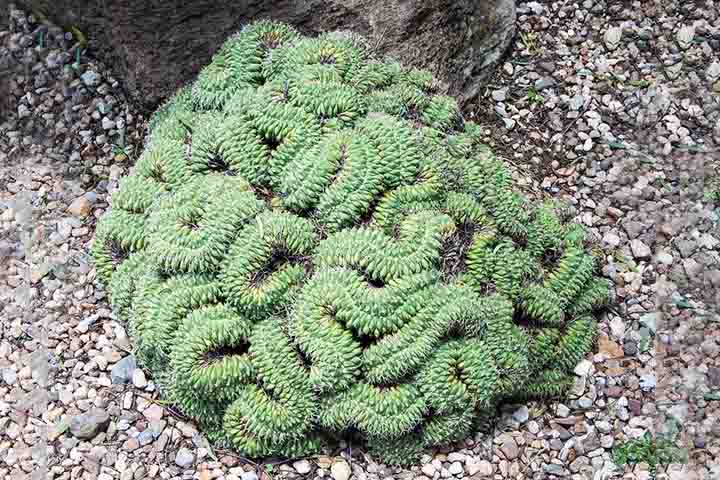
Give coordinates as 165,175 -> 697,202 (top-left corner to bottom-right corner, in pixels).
111,355 -> 137,385
534,76 -> 556,90
81,70 -> 100,87
174,448 -> 195,468
639,374 -> 656,391
69,408 -> 111,439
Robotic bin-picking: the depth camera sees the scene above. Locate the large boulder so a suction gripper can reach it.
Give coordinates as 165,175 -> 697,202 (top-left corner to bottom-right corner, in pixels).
15,0 -> 515,112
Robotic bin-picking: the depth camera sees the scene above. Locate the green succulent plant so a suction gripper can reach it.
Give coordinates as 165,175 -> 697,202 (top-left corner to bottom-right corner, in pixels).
91,20 -> 610,465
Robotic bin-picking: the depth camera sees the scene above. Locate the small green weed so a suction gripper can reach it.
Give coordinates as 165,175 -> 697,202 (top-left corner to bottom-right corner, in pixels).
526,88 -> 545,105
112,143 -> 134,159
65,26 -> 88,70
595,72 -> 625,89
54,418 -> 70,435
612,432 -> 688,478
519,32 -> 540,56
638,336 -> 651,354
72,47 -> 82,70
112,129 -> 135,160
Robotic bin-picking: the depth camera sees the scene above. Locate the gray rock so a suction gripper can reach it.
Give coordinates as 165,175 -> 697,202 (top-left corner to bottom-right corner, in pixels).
293,460 -> 312,475
595,420 -> 612,434
706,270 -> 720,287
331,460 -> 352,480
421,463 -> 436,477
656,251 -> 674,265
97,101 -> 111,114
683,258 -> 703,278
240,472 -> 259,480
448,461 -> 464,476
699,233 -> 719,249
574,360 -> 592,376
111,355 -> 137,385
543,464 -> 565,476
556,425 -> 573,441
707,368 -> 720,387
77,314 -> 99,333
491,88 -> 507,101
447,452 -> 465,462
31,0 -> 516,109
675,239 -> 697,258
579,431 -> 600,452
523,1 -> 544,14
701,339 -> 719,357
2,368 -> 17,385
569,94 -> 584,110
601,435 -> 615,449
537,61 -> 555,73
622,221 -> 646,239
569,456 -> 590,473
81,70 -> 100,87
148,419 -> 166,437
174,448 -> 195,468
639,313 -> 657,334
535,76 -> 556,90
512,405 -> 529,423
630,239 -> 652,259
101,116 -> 115,130
602,232 -> 621,247
570,375 -> 586,398
623,341 -> 638,356
69,409 -> 111,439
466,459 -> 493,476
499,436 -> 519,460
639,374 -> 656,391
132,368 -> 147,389
137,429 -> 155,446
18,104 -> 30,118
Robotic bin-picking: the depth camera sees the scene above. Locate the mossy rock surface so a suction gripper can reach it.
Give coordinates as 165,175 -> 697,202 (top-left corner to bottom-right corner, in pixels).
92,21 -> 609,465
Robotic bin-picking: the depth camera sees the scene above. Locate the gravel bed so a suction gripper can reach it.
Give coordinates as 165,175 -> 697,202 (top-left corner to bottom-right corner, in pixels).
1,2 -> 719,480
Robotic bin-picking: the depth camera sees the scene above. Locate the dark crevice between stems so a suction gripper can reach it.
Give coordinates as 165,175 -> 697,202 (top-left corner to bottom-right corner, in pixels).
261,135 -> 282,154
540,247 -> 563,273
181,120 -> 193,161
201,343 -> 251,367
512,305 -> 540,330
328,143 -> 349,186
108,240 -> 128,267
148,165 -> 166,184
250,185 -> 276,207
207,153 -> 235,176
365,276 -> 385,289
318,53 -> 337,65
249,252 -> 288,287
294,344 -> 313,370
439,223 -> 476,283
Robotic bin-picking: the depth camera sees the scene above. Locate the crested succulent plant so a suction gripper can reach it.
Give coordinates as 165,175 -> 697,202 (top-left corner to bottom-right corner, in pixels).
92,20 -> 610,465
